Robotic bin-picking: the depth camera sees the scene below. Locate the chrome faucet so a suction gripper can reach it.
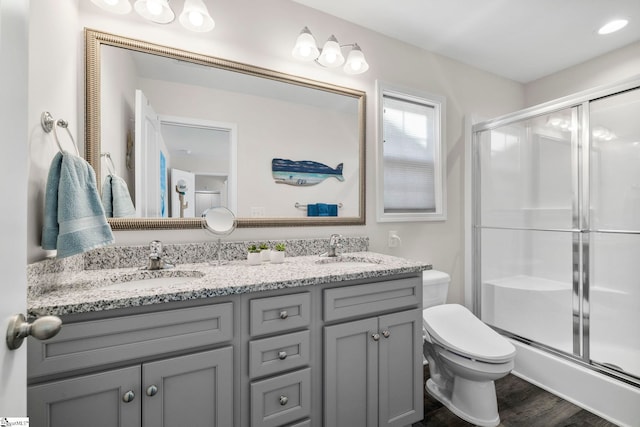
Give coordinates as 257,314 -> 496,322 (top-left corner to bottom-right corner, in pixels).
143,240 -> 174,270
322,233 -> 343,257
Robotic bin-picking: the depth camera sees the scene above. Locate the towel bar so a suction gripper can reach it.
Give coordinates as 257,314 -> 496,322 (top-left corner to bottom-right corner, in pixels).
41,111 -> 80,156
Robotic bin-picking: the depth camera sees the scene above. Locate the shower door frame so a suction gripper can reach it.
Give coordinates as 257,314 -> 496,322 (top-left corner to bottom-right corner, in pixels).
471,75 -> 640,388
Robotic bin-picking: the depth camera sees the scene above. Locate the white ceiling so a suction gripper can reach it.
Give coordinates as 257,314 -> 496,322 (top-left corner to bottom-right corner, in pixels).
292,0 -> 640,83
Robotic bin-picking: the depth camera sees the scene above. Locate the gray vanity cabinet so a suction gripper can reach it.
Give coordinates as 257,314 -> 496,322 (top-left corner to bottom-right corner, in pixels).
141,347 -> 233,427
28,303 -> 235,427
28,347 -> 233,427
28,365 -> 141,427
28,272 -> 425,426
323,279 -> 423,427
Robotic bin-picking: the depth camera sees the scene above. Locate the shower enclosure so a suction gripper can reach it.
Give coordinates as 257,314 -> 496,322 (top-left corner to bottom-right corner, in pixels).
472,78 -> 640,396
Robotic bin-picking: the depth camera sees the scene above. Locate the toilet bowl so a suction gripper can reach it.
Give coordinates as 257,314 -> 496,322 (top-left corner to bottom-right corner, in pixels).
422,303 -> 516,427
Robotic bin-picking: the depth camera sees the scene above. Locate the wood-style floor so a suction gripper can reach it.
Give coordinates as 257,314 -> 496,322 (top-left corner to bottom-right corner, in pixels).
413,366 -> 618,427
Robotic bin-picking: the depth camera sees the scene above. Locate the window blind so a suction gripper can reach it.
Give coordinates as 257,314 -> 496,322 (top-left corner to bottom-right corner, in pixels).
382,95 -> 436,213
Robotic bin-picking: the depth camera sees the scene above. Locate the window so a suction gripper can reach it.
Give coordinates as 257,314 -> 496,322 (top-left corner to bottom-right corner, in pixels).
376,82 -> 446,222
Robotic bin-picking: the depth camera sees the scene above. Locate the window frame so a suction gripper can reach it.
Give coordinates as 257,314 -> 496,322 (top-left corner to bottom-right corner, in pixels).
376,81 -> 447,222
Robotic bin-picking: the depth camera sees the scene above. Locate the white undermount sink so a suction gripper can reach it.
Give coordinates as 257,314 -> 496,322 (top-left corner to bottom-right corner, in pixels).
314,255 -> 382,267
101,271 -> 204,291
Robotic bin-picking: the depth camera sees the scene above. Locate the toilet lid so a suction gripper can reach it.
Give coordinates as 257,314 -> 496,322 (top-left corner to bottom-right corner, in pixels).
423,304 -> 516,363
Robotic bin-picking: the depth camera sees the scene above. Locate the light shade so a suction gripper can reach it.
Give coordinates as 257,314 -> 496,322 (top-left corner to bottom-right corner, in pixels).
134,0 -> 175,24
90,0 -> 132,14
292,27 -> 320,61
343,44 -> 369,74
179,0 -> 215,32
317,35 -> 345,68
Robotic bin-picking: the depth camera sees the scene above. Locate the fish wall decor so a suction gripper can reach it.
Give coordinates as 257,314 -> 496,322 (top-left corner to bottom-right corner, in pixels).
272,158 -> 344,186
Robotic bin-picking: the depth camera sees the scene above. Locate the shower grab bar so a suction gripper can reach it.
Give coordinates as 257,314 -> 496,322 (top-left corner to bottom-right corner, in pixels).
41,111 -> 80,157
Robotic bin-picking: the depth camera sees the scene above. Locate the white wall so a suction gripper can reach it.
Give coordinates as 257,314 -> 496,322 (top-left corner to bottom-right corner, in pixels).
101,44 -> 137,190
27,0 -> 526,306
139,78 -> 359,218
525,40 -> 640,107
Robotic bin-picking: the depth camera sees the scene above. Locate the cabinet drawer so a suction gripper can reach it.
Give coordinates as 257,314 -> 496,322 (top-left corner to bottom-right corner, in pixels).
249,330 -> 310,379
250,292 -> 310,336
324,277 -> 421,322
28,303 -> 233,379
286,420 -> 310,427
251,368 -> 311,427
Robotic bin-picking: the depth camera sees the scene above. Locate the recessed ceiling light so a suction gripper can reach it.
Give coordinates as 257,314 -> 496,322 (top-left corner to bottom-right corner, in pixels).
598,19 -> 628,35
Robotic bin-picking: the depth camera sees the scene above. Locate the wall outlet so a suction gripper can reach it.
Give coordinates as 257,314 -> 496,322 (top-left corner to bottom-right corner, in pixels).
250,207 -> 266,218
388,230 -> 401,248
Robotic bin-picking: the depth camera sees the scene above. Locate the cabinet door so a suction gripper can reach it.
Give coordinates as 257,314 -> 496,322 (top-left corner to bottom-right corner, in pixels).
378,309 -> 423,427
28,365 -> 141,427
142,347 -> 233,427
324,317 -> 379,427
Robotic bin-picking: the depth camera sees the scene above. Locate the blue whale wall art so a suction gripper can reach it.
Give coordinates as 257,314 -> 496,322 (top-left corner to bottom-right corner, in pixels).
272,158 -> 344,186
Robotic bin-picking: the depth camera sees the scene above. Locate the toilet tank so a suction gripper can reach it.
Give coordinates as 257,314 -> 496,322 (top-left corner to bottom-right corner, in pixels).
422,270 -> 450,308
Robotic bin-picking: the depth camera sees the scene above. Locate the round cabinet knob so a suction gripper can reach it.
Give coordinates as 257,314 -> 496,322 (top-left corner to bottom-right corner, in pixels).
278,351 -> 288,360
382,330 -> 391,338
279,395 -> 289,406
6,313 -> 62,350
279,310 -> 288,320
372,333 -> 380,341
146,385 -> 158,397
122,391 -> 135,403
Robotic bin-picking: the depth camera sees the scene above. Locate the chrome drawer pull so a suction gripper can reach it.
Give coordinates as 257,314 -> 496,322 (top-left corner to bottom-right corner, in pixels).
372,333 -> 380,341
278,351 -> 288,360
122,390 -> 135,403
279,310 -> 288,319
146,385 -> 158,397
279,395 -> 288,406
382,330 -> 391,338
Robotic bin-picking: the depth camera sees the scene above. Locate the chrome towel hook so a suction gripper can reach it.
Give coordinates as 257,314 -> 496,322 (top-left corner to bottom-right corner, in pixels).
41,111 -> 80,156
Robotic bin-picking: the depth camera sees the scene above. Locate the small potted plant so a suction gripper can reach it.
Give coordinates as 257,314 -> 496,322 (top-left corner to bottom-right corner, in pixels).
270,242 -> 286,264
259,242 -> 270,262
247,244 -> 261,265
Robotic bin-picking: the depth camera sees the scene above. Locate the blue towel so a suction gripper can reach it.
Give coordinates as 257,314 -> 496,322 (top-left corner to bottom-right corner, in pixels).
102,175 -> 136,218
306,203 -> 338,217
42,152 -> 115,258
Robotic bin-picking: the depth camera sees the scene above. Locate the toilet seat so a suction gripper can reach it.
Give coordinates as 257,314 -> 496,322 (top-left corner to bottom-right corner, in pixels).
423,304 -> 515,364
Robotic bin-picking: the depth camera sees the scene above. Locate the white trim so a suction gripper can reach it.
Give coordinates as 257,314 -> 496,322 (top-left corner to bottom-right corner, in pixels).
375,81 -> 447,223
158,114 -> 238,216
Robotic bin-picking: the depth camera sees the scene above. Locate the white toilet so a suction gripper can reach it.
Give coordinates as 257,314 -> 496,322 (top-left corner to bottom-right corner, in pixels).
421,270 -> 516,427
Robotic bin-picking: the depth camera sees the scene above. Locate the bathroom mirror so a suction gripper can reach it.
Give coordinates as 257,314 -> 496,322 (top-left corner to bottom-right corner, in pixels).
85,29 -> 366,230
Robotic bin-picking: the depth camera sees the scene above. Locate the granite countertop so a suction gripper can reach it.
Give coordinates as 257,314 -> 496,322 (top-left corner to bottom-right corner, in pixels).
28,252 -> 430,317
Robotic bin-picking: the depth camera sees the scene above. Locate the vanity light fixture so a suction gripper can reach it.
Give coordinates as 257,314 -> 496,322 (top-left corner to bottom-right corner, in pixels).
90,0 -> 132,14
179,0 -> 215,32
90,0 -> 216,32
134,0 -> 175,24
292,26 -> 369,75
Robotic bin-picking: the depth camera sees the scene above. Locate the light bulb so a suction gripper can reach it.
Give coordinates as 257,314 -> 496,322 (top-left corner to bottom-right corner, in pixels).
189,10 -> 204,27
179,0 -> 215,32
146,0 -> 162,15
292,27 -> 319,61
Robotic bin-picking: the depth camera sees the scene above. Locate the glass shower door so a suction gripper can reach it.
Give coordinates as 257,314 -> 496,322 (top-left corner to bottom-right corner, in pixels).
475,108 -> 579,355
589,87 -> 640,379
